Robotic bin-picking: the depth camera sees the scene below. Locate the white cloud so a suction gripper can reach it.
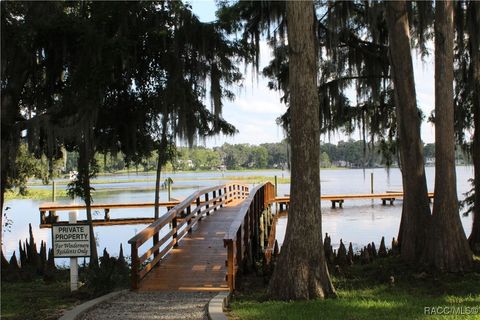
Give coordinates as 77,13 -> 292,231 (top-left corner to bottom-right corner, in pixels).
235,97 -> 285,115
413,48 -> 435,143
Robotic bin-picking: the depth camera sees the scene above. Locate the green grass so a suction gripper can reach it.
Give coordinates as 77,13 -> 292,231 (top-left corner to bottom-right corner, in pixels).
27,178 -> 158,186
229,257 -> 480,320
5,184 -> 199,201
4,189 -> 69,201
1,278 -> 92,320
28,174 -> 291,186
208,175 -> 291,184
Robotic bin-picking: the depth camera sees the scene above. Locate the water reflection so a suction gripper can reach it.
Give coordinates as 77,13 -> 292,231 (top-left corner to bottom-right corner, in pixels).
275,204 -> 473,252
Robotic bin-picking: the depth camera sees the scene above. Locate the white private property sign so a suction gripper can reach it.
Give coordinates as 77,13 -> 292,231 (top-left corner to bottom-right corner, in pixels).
52,224 -> 91,257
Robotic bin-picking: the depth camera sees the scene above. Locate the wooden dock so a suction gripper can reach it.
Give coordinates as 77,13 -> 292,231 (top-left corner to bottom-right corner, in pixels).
39,200 -> 182,228
273,192 -> 435,209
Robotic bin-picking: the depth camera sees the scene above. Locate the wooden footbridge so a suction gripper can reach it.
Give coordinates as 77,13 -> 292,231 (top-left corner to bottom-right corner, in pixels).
127,183 -> 275,291
39,183 -> 277,292
39,183 -> 433,292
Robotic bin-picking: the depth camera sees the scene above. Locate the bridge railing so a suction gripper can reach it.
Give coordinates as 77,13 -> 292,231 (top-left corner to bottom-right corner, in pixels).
223,182 -> 275,291
128,183 -> 249,289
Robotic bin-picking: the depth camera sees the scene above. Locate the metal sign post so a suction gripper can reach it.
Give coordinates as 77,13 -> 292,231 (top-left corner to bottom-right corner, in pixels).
69,211 -> 78,291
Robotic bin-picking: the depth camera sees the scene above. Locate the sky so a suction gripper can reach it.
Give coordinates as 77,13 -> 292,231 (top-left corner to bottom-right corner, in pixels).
187,0 -> 437,147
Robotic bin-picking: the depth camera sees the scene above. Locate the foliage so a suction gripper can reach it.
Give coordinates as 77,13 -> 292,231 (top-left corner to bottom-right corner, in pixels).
460,179 -> 476,216
423,143 -> 435,159
66,158 -> 98,203
81,250 -> 129,296
453,0 -> 478,149
6,144 -> 63,196
320,152 -> 331,168
58,140 -> 475,174
230,257 -> 480,320
1,0 -> 243,188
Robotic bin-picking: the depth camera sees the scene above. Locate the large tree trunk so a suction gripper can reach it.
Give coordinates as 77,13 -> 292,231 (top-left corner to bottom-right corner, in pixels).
154,117 -> 169,219
153,116 -> 169,257
79,137 -> 98,265
268,0 -> 335,300
154,151 -> 163,219
0,173 -> 5,248
385,0 -> 431,263
468,1 -> 480,254
422,0 -> 473,271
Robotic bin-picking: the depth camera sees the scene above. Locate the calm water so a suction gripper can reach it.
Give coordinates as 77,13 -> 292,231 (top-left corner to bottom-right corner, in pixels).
2,166 -> 474,264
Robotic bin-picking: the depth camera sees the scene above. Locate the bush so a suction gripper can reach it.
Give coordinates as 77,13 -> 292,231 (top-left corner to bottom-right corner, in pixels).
81,249 -> 129,295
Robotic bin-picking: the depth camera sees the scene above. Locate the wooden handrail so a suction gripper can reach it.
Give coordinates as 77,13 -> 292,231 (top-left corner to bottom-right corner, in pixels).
223,182 -> 275,291
128,183 -> 249,289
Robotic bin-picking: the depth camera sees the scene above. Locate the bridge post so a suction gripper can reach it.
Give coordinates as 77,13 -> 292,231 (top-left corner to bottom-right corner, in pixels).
274,176 -> 278,213
225,240 -> 235,291
259,212 -> 265,251
187,206 -> 192,233
265,207 -> 272,243
153,233 -> 159,258
131,244 -> 139,290
252,195 -> 258,262
48,210 -> 58,223
40,211 -> 46,224
246,204 -> 254,269
104,208 -> 110,221
213,190 -> 217,211
172,216 -> 178,247
219,188 -> 224,208
205,193 -> 210,215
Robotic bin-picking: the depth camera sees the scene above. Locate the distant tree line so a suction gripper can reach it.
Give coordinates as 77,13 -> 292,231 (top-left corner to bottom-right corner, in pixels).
13,140 -> 471,181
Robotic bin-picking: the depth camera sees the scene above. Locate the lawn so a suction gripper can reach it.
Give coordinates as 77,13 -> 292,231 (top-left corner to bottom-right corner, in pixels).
1,278 -> 91,320
229,256 -> 480,320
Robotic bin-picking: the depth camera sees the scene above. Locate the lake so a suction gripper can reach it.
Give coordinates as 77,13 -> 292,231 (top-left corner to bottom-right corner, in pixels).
2,166 -> 474,265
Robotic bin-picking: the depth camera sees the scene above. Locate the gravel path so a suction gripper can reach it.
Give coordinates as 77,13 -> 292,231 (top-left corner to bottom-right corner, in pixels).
79,291 -> 215,320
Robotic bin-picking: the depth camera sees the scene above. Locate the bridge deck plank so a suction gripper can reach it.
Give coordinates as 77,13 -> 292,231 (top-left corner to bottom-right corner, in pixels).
138,200 -> 244,292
